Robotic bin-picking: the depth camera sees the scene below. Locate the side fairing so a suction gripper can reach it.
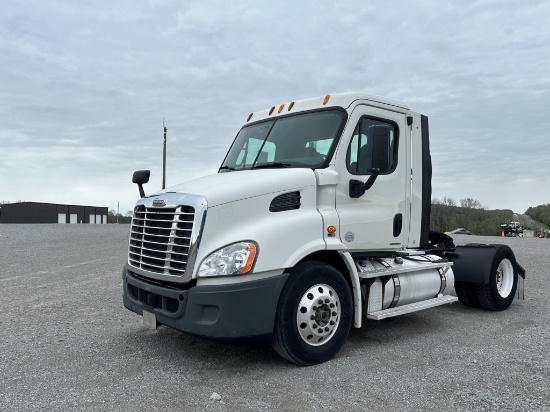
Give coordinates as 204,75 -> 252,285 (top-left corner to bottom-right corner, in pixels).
407,112 -> 425,248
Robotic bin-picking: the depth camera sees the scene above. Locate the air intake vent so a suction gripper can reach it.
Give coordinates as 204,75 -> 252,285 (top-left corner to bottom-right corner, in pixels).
270,191 -> 301,212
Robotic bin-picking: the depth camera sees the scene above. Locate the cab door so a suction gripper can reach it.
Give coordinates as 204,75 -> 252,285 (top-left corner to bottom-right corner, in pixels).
335,105 -> 410,251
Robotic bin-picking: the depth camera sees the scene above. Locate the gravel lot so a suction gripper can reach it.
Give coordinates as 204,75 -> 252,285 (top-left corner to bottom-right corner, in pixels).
1,225 -> 549,411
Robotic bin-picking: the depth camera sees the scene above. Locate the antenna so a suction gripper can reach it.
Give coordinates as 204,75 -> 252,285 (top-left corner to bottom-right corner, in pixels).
162,119 -> 167,189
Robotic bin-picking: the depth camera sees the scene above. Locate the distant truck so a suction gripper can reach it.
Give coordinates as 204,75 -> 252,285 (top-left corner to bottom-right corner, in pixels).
500,221 -> 524,237
123,93 -> 525,365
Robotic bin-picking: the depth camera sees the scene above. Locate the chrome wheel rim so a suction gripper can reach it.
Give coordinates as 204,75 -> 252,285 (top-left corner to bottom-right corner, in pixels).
496,259 -> 514,298
296,284 -> 340,346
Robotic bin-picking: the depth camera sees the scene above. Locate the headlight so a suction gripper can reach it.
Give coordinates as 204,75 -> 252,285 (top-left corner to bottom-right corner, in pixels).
198,242 -> 258,278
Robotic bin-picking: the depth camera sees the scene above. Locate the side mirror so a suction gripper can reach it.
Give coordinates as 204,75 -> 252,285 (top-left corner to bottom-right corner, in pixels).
132,170 -> 150,198
349,125 -> 391,198
370,125 -> 391,173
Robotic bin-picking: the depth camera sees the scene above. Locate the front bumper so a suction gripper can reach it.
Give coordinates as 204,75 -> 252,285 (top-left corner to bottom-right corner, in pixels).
122,264 -> 289,340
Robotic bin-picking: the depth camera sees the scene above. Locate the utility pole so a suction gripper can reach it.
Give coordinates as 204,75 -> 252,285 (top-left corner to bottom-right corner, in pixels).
117,201 -> 119,224
162,119 -> 167,189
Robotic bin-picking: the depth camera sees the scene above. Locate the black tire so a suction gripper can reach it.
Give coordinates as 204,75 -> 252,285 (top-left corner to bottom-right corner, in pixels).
455,281 -> 481,308
271,261 -> 352,366
475,245 -> 518,311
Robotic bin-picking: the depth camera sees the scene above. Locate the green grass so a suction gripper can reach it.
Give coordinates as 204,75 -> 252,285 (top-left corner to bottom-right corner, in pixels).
517,214 -> 533,229
523,215 -> 550,231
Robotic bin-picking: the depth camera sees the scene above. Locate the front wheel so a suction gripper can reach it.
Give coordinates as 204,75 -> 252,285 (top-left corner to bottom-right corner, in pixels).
475,245 -> 518,311
272,261 -> 352,365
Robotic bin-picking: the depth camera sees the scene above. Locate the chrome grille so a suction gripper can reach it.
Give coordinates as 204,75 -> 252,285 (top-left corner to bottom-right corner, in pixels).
128,205 -> 195,275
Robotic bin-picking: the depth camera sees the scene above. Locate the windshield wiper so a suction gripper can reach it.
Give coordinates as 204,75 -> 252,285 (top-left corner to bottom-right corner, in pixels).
218,166 -> 236,171
253,162 -> 292,169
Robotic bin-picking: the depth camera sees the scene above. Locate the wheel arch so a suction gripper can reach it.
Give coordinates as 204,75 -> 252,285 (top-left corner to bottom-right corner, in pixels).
295,250 -> 362,328
299,251 -> 352,286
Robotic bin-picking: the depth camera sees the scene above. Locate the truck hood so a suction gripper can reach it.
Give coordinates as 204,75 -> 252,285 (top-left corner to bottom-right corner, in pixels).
153,168 -> 317,207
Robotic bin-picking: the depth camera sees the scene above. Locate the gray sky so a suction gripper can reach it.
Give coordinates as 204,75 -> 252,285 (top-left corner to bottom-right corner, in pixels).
1,0 -> 549,215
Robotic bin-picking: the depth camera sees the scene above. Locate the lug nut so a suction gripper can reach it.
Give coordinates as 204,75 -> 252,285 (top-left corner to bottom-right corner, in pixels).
324,327 -> 329,332
318,328 -> 323,333
313,324 -> 318,329
313,306 -> 317,311
332,311 -> 337,316
318,300 -> 323,305
330,303 -> 335,308
310,315 -> 315,320
330,320 -> 335,325
325,298 -> 330,303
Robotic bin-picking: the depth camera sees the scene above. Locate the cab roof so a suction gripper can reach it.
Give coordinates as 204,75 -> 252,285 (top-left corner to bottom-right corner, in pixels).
245,92 -> 410,124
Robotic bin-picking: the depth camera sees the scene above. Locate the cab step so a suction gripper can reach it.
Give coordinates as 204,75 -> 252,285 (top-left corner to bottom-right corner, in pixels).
366,295 -> 458,320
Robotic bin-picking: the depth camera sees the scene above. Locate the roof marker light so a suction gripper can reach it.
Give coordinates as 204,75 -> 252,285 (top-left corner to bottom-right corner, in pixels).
288,101 -> 295,111
269,106 -> 275,115
278,104 -> 285,113
247,113 -> 253,122
323,94 -> 331,105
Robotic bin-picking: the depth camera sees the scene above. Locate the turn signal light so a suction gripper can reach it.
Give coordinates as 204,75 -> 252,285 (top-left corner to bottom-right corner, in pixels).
242,243 -> 257,273
327,226 -> 337,234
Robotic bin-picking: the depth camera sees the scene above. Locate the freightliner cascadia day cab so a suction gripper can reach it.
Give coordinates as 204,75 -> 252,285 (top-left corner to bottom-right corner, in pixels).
123,93 -> 525,365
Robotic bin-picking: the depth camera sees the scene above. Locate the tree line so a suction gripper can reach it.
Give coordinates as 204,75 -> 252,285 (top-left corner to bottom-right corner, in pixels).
430,197 -> 513,236
108,209 -> 133,224
525,204 -> 550,228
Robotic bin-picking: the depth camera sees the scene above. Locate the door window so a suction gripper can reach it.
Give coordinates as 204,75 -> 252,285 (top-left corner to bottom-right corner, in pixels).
346,118 -> 398,174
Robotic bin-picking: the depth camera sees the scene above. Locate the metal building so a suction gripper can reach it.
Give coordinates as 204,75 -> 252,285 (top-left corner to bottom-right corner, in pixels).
0,202 -> 108,224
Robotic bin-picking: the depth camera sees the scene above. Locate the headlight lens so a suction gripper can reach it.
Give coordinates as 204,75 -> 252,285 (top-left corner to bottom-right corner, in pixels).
198,242 -> 258,278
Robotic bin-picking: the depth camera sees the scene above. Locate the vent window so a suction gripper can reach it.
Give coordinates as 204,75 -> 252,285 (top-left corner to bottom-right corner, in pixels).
270,192 -> 301,212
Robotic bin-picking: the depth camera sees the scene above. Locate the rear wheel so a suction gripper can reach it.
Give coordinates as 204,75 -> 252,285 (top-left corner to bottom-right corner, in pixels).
455,281 -> 481,308
475,245 -> 518,311
272,261 -> 352,365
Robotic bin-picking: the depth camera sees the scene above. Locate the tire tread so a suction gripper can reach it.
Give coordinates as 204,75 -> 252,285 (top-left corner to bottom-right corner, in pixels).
475,245 -> 518,311
475,283 -> 498,310
455,281 -> 481,308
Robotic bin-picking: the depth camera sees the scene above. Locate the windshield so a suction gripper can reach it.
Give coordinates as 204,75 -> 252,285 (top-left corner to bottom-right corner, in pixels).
220,109 -> 345,172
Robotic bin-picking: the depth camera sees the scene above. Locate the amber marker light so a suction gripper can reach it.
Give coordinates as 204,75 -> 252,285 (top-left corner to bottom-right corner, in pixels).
247,113 -> 253,122
323,94 -> 331,105
327,225 -> 337,234
269,106 -> 275,115
242,243 -> 257,274
278,104 -> 285,113
288,101 -> 295,111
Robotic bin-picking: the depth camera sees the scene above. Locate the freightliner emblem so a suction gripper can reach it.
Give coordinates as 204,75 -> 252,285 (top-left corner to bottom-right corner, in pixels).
152,199 -> 166,207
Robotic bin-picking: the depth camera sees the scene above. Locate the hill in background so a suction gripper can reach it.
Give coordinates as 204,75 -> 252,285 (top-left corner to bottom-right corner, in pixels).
430,197 -> 549,236
525,204 -> 550,230
431,203 -> 513,236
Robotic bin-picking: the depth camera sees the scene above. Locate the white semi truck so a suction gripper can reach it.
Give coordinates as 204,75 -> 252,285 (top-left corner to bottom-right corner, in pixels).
123,93 -> 525,365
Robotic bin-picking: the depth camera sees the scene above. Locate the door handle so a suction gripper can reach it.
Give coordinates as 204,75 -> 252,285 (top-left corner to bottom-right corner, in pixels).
393,214 -> 403,237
